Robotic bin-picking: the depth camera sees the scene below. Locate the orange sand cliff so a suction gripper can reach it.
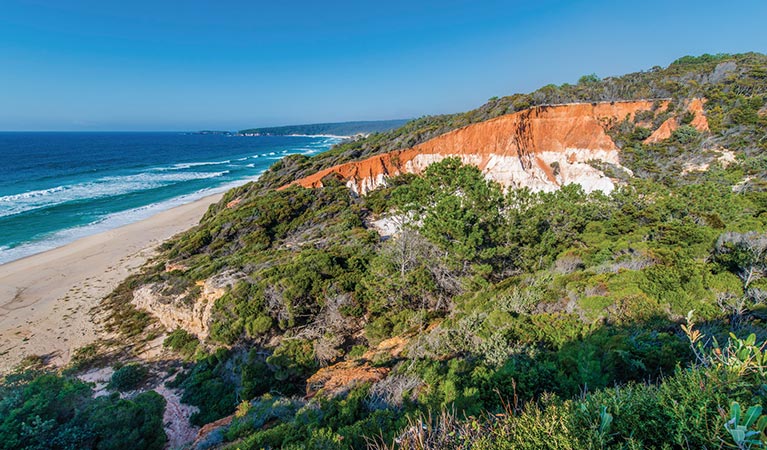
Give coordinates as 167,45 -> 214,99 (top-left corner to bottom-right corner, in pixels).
644,98 -> 710,143
282,99 -> 709,195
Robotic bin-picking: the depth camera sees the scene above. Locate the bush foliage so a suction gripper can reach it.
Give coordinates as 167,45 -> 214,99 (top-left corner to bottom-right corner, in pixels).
0,372 -> 166,450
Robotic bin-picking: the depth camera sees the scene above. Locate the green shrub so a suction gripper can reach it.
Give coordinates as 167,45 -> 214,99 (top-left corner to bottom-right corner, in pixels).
163,328 -> 200,358
109,363 -> 149,391
266,339 -> 317,382
0,372 -> 166,450
246,315 -> 273,337
347,345 -> 367,360
671,124 -> 701,143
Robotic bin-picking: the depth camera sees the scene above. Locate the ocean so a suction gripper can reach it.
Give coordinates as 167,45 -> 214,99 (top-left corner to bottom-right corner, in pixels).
0,132 -> 340,265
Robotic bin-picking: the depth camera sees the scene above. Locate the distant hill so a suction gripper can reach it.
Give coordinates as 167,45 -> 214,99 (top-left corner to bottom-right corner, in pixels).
238,119 -> 409,137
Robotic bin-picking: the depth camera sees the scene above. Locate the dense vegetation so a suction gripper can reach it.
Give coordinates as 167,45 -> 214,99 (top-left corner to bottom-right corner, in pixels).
3,52 -> 767,449
161,152 -> 767,448
238,120 -> 409,137
0,369 -> 166,450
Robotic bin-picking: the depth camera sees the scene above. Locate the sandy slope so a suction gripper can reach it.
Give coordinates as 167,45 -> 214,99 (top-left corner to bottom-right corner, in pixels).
0,193 -> 223,374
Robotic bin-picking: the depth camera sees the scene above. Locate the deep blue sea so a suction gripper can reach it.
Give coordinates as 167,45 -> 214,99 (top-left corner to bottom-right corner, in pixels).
0,132 -> 339,264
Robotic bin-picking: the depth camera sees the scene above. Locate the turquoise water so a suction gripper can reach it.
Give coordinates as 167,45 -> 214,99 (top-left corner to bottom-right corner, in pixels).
0,132 -> 339,264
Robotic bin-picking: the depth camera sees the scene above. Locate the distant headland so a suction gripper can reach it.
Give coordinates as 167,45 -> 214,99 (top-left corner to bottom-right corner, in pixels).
195,119 -> 409,138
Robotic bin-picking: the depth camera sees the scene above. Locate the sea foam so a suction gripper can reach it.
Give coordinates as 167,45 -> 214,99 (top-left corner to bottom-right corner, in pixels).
0,171 -> 228,218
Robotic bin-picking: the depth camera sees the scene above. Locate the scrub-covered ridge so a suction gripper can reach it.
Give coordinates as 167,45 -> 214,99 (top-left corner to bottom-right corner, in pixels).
4,52 -> 767,450
282,99 -> 709,194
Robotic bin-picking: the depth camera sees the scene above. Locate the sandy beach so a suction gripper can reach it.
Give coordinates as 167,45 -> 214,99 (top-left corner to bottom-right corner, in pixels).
0,193 -> 223,374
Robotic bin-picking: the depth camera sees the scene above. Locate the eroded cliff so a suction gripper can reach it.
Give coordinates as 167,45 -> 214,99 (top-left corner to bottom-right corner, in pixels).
282,99 -> 709,195
131,271 -> 242,339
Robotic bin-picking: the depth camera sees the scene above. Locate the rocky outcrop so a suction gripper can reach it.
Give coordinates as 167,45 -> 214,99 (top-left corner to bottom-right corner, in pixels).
226,197 -> 243,209
305,336 -> 410,398
644,98 -> 710,143
131,272 -> 241,339
305,361 -> 389,398
681,146 -> 737,174
191,414 -> 233,449
282,99 -> 709,195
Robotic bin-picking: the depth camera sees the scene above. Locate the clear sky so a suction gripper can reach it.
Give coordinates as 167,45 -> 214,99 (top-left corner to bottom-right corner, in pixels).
1,0 -> 766,131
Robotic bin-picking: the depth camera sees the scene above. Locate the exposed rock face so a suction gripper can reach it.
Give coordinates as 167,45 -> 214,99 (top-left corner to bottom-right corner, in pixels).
644,98 -> 710,143
131,272 -> 241,339
305,361 -> 389,398
192,414 -> 233,449
226,197 -> 242,209
304,336 -> 408,398
681,146 -> 737,174
282,100 -> 709,195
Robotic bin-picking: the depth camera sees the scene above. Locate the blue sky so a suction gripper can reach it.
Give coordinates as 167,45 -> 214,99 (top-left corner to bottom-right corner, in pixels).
1,0 -> 766,131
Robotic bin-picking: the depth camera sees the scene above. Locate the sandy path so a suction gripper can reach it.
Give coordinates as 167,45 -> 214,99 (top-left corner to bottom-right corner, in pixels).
78,366 -> 201,448
155,382 -> 201,448
0,193 -> 223,374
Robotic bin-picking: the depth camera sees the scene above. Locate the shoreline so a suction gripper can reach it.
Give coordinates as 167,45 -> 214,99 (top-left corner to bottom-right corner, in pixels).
0,185 -> 241,266
0,192 -> 223,374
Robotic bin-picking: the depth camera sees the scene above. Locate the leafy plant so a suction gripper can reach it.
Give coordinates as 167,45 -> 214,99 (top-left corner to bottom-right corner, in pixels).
725,402 -> 767,449
683,311 -> 767,378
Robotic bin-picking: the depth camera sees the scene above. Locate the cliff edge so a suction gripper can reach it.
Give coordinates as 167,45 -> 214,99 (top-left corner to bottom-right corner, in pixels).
282,99 -> 709,195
